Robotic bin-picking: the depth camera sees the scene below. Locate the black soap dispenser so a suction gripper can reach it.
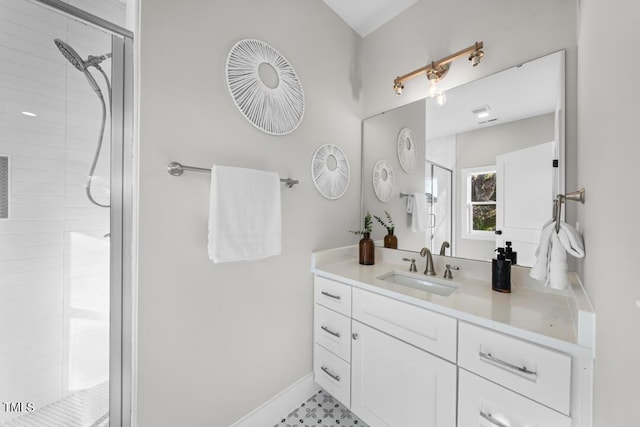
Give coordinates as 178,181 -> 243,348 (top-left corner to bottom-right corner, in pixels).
505,241 -> 518,265
492,247 -> 512,293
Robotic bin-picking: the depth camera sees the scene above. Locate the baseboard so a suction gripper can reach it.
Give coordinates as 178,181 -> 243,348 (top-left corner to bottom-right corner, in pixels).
230,373 -> 318,427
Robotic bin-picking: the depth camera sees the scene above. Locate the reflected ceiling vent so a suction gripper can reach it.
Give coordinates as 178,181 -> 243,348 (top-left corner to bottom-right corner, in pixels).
471,105 -> 491,118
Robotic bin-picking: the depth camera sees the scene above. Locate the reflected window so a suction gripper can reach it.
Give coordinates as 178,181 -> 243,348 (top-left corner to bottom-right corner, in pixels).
462,166 -> 496,239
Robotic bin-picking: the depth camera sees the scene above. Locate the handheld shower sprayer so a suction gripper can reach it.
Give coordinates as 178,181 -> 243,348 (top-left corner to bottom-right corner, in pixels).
53,38 -> 112,208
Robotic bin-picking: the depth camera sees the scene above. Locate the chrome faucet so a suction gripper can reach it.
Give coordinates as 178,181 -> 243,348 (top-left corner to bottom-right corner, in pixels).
419,247 -> 436,276
439,241 -> 450,256
402,257 -> 417,272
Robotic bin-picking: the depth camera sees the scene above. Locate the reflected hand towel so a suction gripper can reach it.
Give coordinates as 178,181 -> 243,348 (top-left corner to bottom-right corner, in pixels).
411,193 -> 428,232
208,165 -> 282,263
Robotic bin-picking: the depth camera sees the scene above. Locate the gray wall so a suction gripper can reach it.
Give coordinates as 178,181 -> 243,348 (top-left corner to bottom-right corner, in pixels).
577,0 -> 640,425
138,1 -> 361,425
363,100 -> 427,250
455,113 -> 555,261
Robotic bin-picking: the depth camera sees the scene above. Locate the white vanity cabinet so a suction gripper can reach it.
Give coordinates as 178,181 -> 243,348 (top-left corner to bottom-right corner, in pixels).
312,271 -> 590,427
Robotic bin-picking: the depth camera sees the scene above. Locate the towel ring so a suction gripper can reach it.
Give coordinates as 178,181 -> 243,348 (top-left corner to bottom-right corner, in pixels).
554,196 -> 563,233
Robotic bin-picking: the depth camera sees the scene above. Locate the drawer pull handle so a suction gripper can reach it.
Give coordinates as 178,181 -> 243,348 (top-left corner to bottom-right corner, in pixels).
321,366 -> 340,382
480,411 -> 509,427
479,351 -> 537,377
321,291 -> 341,300
321,325 -> 341,338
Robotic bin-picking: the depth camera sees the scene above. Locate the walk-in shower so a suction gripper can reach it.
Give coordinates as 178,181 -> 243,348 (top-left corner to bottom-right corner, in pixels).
0,1 -> 133,426
54,38 -> 112,208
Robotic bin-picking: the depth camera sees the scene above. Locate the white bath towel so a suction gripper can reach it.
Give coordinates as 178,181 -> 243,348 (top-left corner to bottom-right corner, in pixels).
208,165 -> 282,263
530,219 -> 585,290
411,193 -> 428,232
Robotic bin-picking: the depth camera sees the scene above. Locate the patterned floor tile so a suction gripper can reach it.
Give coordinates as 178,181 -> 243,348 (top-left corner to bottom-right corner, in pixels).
274,389 -> 368,427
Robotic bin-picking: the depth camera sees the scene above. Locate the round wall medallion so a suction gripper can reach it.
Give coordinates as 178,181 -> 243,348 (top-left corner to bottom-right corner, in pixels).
372,160 -> 395,203
397,127 -> 417,173
226,39 -> 305,135
311,144 -> 350,200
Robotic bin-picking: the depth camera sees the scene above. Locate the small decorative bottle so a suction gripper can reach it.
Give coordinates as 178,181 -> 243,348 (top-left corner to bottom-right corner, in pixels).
359,232 -> 375,265
383,228 -> 398,249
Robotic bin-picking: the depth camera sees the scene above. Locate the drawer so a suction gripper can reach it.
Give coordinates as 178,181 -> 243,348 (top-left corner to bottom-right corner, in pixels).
458,369 -> 571,427
314,304 -> 351,362
314,276 -> 351,316
313,343 -> 350,408
458,322 -> 571,415
352,287 -> 457,362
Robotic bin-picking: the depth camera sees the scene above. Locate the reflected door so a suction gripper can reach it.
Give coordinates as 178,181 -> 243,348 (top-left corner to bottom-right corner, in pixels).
425,162 -> 453,256
496,141 -> 556,266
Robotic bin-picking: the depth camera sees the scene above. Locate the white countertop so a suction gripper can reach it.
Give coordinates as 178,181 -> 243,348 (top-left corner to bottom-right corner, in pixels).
312,246 -> 595,357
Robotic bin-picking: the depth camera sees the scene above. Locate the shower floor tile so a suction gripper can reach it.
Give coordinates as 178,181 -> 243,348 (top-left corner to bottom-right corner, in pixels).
274,389 -> 368,427
2,382 -> 108,427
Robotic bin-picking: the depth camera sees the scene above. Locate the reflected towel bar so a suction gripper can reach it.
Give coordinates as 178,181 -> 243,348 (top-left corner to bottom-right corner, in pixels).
167,162 -> 299,188
400,192 -> 437,203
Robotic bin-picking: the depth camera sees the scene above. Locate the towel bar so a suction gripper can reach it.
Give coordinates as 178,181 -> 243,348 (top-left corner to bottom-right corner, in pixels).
553,188 -> 585,232
167,162 -> 299,188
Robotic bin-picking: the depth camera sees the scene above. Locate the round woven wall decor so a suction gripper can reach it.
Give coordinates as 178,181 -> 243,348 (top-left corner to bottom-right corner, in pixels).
311,144 -> 350,200
226,39 -> 305,135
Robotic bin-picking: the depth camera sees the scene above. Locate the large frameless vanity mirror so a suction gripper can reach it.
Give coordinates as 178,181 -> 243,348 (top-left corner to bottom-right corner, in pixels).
362,51 -> 565,267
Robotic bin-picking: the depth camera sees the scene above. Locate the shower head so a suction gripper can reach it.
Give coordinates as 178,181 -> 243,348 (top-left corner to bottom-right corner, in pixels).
54,38 -> 86,71
53,38 -> 107,97
54,38 -> 112,70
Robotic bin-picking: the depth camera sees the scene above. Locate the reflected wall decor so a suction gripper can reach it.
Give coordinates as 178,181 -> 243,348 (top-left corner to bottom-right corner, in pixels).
226,39 -> 305,135
372,160 -> 395,203
397,127 -> 417,173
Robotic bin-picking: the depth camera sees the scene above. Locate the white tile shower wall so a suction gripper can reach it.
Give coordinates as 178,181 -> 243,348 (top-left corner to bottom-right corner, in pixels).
0,0 -> 124,422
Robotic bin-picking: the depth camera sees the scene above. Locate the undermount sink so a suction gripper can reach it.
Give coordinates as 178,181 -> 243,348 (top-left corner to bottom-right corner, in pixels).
376,271 -> 459,297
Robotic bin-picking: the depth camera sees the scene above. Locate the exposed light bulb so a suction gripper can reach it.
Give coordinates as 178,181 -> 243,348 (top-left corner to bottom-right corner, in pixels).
477,111 -> 490,118
393,79 -> 404,95
436,92 -> 447,106
21,111 -> 37,117
428,79 -> 438,98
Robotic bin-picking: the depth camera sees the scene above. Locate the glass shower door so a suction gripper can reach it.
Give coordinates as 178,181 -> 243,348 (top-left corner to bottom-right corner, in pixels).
425,162 -> 453,256
0,1 -> 130,425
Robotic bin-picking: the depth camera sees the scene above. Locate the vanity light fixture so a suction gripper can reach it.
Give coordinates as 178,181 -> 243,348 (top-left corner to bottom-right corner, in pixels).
392,41 -> 484,99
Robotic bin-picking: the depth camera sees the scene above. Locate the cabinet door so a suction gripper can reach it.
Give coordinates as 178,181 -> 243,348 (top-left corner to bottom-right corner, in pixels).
351,321 -> 456,427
